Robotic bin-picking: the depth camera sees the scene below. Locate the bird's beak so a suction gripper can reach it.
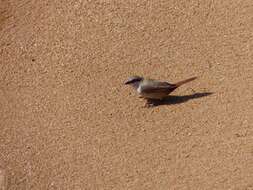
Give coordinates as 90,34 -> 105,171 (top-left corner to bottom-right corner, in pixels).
124,81 -> 130,85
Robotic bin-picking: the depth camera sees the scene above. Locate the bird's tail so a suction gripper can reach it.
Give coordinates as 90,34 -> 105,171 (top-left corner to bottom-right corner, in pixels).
174,77 -> 197,87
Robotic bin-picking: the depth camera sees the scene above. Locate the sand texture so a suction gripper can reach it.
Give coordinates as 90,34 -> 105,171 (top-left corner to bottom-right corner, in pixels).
0,0 -> 253,189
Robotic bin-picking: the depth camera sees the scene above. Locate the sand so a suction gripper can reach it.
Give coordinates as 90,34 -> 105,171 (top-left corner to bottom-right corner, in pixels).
0,0 -> 252,189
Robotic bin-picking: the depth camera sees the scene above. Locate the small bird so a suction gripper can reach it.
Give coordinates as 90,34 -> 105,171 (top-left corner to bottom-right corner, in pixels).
125,75 -> 197,106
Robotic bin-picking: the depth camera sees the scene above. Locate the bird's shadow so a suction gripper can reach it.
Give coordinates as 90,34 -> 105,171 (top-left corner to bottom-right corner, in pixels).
148,92 -> 213,107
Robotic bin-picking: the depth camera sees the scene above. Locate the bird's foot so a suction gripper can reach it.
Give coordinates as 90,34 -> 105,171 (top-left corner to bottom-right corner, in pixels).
143,99 -> 156,108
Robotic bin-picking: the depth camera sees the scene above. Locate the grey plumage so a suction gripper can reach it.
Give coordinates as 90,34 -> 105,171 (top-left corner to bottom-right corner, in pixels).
125,76 -> 197,101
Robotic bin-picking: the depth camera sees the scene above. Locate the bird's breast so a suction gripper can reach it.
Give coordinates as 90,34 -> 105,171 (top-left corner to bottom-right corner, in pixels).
137,86 -> 142,94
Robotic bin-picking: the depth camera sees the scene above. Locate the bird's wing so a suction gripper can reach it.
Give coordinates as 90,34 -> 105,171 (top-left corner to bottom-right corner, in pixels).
140,80 -> 177,94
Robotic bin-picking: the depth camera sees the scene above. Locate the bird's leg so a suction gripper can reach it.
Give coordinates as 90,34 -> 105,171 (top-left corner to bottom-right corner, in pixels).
144,99 -> 155,108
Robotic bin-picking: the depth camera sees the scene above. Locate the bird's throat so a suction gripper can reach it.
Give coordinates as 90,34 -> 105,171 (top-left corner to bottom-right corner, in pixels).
131,81 -> 141,90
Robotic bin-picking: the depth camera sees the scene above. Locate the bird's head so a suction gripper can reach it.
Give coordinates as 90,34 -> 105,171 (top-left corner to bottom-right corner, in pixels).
124,76 -> 143,88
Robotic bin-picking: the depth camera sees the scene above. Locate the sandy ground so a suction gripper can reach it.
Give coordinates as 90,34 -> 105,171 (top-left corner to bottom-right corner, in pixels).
0,0 -> 253,189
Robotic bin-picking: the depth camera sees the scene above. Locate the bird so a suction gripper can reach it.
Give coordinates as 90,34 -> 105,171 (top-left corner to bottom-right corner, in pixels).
125,75 -> 197,106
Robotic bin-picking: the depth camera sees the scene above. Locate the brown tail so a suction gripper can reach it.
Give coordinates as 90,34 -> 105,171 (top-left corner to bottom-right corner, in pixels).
174,77 -> 197,87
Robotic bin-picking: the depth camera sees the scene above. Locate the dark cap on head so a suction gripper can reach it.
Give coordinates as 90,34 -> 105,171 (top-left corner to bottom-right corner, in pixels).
124,76 -> 143,85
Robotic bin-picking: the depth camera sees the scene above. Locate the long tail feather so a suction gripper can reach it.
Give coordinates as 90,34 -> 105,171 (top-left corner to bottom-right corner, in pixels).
174,77 -> 197,87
